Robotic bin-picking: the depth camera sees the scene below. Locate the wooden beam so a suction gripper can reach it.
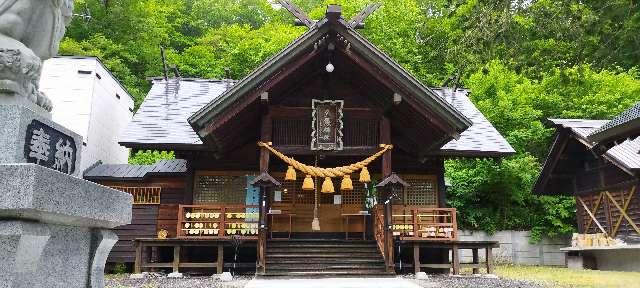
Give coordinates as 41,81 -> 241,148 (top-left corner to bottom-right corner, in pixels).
348,3 -> 382,29
605,190 -> 640,235
577,196 -> 608,234
278,0 -> 315,28
273,145 -> 378,156
584,193 -> 603,232
613,186 -> 636,236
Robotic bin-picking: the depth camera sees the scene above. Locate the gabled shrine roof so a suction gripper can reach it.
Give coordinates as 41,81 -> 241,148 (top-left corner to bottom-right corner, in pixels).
119,79 -> 513,157
187,9 -> 472,143
548,119 -> 640,172
588,102 -> 640,147
534,118 -> 640,195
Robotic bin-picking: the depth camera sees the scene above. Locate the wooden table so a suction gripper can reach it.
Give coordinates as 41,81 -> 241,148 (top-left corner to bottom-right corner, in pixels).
407,240 -> 499,275
268,212 -> 295,239
341,213 -> 369,240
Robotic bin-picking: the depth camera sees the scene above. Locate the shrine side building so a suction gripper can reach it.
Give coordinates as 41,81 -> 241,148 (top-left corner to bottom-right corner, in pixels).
84,5 -> 514,276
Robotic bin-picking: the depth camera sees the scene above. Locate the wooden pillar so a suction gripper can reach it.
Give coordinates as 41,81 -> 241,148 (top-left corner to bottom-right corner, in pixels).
260,113 -> 272,173
380,116 -> 392,177
172,246 -> 181,273
436,159 -> 446,208
486,245 -> 494,274
380,117 -> 393,272
217,244 -> 224,274
134,241 -> 142,274
257,112 -> 271,273
472,248 -> 479,274
413,245 -> 420,274
184,162 -> 195,204
451,244 -> 460,275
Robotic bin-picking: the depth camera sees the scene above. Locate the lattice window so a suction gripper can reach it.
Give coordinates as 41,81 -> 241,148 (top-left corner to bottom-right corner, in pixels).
110,186 -> 161,204
275,174 -> 315,205
376,175 -> 438,206
341,182 -> 366,205
193,175 -> 246,204
273,174 -> 367,205
405,176 -> 438,206
272,118 -> 311,146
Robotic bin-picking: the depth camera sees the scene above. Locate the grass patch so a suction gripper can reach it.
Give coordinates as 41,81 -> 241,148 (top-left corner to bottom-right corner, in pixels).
495,264 -> 640,288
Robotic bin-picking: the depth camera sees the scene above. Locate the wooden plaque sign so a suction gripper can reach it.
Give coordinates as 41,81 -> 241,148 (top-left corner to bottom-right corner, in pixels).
311,99 -> 344,150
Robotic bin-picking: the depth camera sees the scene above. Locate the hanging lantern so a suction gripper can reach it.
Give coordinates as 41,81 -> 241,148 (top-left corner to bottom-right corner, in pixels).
340,175 -> 353,191
359,166 -> 371,183
285,166 -> 297,181
302,175 -> 314,190
321,177 -> 335,193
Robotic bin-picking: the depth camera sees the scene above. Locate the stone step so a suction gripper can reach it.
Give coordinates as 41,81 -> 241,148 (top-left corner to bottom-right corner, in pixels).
267,247 -> 378,253
266,263 -> 386,270
257,270 -> 395,278
266,258 -> 384,264
263,239 -> 392,277
267,242 -> 377,248
266,252 -> 381,258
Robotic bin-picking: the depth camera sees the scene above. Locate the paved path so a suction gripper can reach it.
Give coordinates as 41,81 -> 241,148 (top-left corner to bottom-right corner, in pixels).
244,277 -> 421,288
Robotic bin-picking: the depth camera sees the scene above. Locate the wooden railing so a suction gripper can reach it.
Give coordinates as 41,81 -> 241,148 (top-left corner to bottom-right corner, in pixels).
391,206 -> 457,241
177,204 -> 259,239
373,205 -> 386,256
373,204 -> 394,271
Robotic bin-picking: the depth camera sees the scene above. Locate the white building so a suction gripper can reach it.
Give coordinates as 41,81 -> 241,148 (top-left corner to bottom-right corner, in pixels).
39,56 -> 135,172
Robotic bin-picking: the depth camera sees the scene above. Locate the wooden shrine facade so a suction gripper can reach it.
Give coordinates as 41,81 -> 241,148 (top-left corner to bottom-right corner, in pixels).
92,4 -> 513,275
535,119 -> 640,239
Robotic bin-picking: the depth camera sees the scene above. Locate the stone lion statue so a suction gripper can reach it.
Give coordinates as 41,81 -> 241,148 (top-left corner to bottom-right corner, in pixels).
0,0 -> 75,112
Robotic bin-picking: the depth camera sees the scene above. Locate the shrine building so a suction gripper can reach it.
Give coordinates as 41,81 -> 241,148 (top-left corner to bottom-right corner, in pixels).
84,4 -> 514,277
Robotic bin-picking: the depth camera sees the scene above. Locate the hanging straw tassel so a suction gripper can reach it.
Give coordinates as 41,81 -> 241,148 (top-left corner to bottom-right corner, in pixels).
285,165 -> 296,181
321,177 -> 335,193
302,175 -> 314,190
359,166 -> 371,183
340,175 -> 353,191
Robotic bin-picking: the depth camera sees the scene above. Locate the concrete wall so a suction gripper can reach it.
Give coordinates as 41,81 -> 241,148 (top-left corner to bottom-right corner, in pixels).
40,56 -> 134,171
457,230 -> 570,266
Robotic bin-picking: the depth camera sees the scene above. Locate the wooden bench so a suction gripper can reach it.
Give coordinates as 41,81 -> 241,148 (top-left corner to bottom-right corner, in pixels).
408,240 -> 499,275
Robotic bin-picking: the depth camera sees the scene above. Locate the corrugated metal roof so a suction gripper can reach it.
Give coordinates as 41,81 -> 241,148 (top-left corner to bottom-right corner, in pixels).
119,79 -> 231,147
436,88 -> 515,156
83,159 -> 188,180
120,81 -> 513,156
588,102 -> 640,144
549,119 -> 640,171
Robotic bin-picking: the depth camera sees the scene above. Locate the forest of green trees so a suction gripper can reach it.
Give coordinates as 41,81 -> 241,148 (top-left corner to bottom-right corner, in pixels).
62,0 -> 640,240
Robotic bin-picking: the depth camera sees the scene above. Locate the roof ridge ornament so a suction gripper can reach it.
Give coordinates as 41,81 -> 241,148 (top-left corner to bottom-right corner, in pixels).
277,1 -> 381,30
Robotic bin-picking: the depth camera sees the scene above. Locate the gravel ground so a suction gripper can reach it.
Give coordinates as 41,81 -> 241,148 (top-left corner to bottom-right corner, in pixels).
106,274 -> 549,288
105,274 -> 251,288
413,274 -> 549,288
